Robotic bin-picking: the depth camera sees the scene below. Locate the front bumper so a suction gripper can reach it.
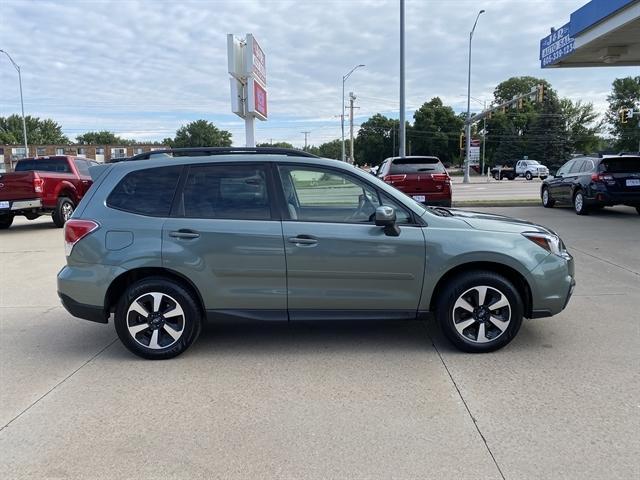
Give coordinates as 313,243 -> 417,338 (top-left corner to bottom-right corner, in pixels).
528,251 -> 575,318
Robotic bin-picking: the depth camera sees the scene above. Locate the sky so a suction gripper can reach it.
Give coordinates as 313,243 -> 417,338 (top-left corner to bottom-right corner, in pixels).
0,0 -> 637,148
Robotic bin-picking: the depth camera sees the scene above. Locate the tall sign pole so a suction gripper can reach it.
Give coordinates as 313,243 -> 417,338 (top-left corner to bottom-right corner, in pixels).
399,0 -> 406,157
228,34 -> 267,147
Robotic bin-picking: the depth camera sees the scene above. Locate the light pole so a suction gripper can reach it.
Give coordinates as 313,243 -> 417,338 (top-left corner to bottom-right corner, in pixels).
399,0 -> 406,158
463,9 -> 485,184
0,49 -> 28,157
342,64 -> 365,162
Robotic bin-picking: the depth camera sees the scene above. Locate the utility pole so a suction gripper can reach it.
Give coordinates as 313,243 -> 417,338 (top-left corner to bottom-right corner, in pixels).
399,0 -> 406,157
349,92 -> 356,164
0,49 -> 28,157
341,64 -> 365,162
482,100 -> 487,174
464,9 -> 485,184
301,131 -> 310,150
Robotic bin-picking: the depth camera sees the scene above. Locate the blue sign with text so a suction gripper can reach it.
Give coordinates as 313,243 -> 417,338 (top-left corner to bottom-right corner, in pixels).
540,23 -> 575,68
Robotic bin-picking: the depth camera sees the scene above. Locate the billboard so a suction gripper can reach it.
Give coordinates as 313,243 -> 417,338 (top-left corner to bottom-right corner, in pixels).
227,33 -> 267,121
245,34 -> 266,87
248,78 -> 268,120
540,23 -> 575,68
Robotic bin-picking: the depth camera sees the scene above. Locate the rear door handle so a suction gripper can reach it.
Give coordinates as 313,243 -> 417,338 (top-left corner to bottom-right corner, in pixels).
288,235 -> 318,246
169,229 -> 200,239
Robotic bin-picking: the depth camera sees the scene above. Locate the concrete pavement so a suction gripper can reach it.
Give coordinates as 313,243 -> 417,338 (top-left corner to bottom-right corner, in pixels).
1,207 -> 639,479
452,176 -> 542,203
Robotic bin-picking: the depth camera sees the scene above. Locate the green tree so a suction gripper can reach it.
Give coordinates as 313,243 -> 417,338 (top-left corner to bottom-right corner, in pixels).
313,139 -> 344,160
172,120 -> 232,148
76,131 -> 134,145
0,115 -> 69,144
354,114 -> 399,166
256,141 -> 295,149
410,97 -> 463,164
560,99 -> 602,154
605,76 -> 640,151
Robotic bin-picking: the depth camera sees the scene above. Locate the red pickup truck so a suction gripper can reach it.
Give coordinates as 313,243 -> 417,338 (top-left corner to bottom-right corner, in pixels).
0,156 -> 97,229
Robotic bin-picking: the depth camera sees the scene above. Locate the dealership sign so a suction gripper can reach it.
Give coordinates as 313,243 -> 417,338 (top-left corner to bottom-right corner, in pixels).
227,33 -> 268,120
540,23 -> 575,68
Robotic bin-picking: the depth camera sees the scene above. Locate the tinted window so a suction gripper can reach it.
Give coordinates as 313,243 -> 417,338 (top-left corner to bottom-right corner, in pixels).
579,159 -> 595,173
280,166 -> 381,223
601,157 -> 640,173
556,160 -> 574,176
15,158 -> 71,173
568,160 -> 584,173
181,164 -> 271,220
390,157 -> 445,174
107,166 -> 182,217
74,159 -> 91,176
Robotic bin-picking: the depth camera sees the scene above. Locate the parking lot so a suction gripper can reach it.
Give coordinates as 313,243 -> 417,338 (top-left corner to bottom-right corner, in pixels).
1,205 -> 638,480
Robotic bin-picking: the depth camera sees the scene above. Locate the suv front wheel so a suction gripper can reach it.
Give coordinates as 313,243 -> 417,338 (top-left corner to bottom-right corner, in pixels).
114,277 -> 202,359
436,271 -> 523,353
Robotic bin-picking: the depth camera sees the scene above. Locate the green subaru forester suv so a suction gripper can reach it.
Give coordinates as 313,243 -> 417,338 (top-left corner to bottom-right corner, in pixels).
57,148 -> 575,359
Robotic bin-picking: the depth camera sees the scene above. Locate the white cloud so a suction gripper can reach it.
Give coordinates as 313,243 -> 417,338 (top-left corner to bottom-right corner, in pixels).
0,0 -> 637,148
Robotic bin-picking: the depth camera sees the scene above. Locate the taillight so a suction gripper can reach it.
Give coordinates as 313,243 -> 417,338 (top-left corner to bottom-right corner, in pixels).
383,174 -> 407,184
33,177 -> 44,193
64,219 -> 99,256
591,173 -> 614,185
432,173 -> 451,184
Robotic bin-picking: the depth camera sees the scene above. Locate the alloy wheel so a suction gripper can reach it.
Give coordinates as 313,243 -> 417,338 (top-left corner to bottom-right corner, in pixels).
452,285 -> 511,344
542,189 -> 549,205
126,292 -> 186,349
62,202 -> 74,221
574,192 -> 584,213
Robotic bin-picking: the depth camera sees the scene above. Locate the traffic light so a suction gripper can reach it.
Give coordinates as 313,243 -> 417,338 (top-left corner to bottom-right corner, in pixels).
536,84 -> 549,103
619,108 -> 633,123
518,98 -> 523,109
459,133 -> 464,150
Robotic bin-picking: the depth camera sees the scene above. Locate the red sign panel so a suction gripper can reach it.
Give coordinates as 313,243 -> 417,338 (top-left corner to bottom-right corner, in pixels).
253,81 -> 267,119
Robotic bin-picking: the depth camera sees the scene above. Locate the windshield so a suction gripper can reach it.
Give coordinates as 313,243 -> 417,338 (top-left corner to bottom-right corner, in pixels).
14,158 -> 71,173
525,160 -> 540,165
390,157 -> 445,174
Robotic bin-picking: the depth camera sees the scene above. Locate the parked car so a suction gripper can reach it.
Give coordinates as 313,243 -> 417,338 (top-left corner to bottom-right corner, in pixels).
541,154 -> 640,215
57,148 -> 575,359
377,156 -> 451,207
0,156 -> 97,229
515,159 -> 549,180
491,160 -> 516,180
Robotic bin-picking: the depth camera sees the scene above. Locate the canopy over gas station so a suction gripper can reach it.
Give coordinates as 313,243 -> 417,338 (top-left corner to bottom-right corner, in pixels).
540,0 -> 640,68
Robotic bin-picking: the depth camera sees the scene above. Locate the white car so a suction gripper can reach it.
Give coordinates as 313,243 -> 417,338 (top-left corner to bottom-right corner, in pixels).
515,160 -> 549,180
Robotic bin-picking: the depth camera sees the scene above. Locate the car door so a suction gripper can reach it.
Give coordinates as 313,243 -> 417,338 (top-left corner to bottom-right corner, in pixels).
561,159 -> 585,201
162,162 -> 287,319
276,163 -> 426,320
548,160 -> 575,202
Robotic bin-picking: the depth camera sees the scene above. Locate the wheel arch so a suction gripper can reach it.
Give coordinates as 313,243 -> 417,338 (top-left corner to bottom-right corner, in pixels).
55,181 -> 79,203
104,267 -> 206,318
428,261 -> 533,318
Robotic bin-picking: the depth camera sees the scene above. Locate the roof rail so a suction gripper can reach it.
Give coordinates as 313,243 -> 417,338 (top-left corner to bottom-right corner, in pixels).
115,146 -> 318,162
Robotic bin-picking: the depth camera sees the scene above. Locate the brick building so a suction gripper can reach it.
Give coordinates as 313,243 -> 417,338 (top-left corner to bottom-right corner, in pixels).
0,144 -> 168,172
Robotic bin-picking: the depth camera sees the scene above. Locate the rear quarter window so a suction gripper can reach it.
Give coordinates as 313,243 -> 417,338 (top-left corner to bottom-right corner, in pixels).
15,158 -> 71,173
107,165 -> 182,217
390,158 -> 445,174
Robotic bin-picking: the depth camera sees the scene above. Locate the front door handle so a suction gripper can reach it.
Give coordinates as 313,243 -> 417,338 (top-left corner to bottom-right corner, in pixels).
288,235 -> 318,246
169,229 -> 200,239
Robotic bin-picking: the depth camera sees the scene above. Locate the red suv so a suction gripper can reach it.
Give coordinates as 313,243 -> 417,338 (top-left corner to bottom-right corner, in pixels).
377,156 -> 452,207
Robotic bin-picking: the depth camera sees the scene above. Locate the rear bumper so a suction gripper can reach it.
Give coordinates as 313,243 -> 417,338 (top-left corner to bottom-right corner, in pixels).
586,187 -> 640,206
0,198 -> 43,214
58,293 -> 107,323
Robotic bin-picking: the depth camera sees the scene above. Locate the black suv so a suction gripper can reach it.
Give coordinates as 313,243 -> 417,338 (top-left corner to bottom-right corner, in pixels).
541,155 -> 640,215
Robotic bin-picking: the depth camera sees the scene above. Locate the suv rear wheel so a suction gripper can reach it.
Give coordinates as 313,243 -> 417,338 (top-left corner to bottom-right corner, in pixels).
114,277 -> 202,359
573,190 -> 589,215
436,271 -> 523,353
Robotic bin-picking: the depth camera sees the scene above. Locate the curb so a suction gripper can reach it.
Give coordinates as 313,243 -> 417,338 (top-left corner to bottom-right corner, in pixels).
452,199 -> 540,208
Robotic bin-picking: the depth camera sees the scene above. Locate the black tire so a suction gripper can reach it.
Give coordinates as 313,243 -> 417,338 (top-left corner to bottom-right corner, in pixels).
0,214 -> 14,230
435,271 -> 523,353
540,176 -> 548,180
636,207 -> 640,215
493,172 -> 500,180
508,174 -> 515,180
541,187 -> 555,208
25,213 -> 40,220
573,190 -> 589,215
114,277 -> 202,360
525,171 -> 533,181
52,197 -> 75,228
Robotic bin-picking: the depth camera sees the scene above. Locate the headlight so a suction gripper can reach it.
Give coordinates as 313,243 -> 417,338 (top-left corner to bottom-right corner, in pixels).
522,231 -> 566,257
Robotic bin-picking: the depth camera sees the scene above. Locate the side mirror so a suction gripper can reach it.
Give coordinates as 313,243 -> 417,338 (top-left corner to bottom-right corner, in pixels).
375,206 -> 400,237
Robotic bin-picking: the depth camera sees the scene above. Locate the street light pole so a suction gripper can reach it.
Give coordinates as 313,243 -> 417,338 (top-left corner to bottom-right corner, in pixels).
463,9 -> 485,184
341,64 -> 365,162
0,49 -> 28,157
399,0 -> 406,157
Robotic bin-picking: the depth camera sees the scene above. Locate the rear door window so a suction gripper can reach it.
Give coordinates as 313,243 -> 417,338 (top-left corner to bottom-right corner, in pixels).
579,159 -> 595,173
107,166 -> 182,217
179,164 -> 272,220
73,159 -> 91,176
601,157 -> 640,173
568,160 -> 584,174
390,158 -> 444,174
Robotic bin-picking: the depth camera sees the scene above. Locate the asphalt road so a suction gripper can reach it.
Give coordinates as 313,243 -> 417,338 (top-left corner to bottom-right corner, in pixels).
1,207 -> 638,480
